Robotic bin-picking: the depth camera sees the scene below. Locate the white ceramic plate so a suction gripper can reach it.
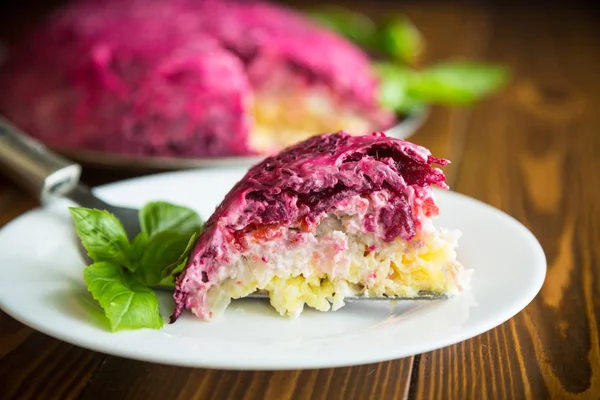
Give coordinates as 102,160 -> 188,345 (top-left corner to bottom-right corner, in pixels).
0,168 -> 546,370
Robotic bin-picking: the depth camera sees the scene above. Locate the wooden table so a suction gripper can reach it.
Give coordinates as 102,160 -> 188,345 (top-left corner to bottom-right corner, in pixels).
1,1 -> 599,399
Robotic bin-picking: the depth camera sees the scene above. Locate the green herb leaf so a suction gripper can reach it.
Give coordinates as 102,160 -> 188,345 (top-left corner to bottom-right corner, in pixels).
140,201 -> 203,238
374,62 -> 424,114
72,201 -> 203,332
158,232 -> 200,287
83,262 -> 164,331
379,16 -> 424,65
74,289 -> 112,331
169,256 -> 189,278
309,6 -> 378,50
409,60 -> 509,105
127,232 -> 149,272
131,231 -> 191,286
157,257 -> 187,288
69,208 -> 130,265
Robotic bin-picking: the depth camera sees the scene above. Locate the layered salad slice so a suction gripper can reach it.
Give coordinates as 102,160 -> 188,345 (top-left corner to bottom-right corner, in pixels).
171,132 -> 469,322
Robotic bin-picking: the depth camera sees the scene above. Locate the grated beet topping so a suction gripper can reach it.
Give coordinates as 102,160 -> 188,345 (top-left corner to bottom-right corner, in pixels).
171,131 -> 449,322
207,131 -> 448,239
170,131 -> 449,322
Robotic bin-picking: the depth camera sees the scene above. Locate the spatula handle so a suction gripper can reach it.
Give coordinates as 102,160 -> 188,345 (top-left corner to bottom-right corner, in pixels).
0,116 -> 82,204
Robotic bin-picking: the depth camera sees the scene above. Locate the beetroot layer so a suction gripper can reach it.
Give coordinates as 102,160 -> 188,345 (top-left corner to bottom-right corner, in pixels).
171,132 -> 449,322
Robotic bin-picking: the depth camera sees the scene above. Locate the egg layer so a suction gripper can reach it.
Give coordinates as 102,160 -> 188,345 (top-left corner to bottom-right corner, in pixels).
199,216 -> 465,319
250,86 -> 374,153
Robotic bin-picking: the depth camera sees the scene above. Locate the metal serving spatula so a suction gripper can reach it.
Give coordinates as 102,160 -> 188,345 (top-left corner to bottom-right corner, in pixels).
0,116 -> 142,239
0,116 -> 447,301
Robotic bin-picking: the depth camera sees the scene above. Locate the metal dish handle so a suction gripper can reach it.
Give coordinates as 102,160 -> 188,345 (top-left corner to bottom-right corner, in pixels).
0,116 -> 82,204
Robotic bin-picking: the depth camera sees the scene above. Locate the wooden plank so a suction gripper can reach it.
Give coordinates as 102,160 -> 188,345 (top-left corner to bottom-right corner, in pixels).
0,176 -> 109,400
0,176 -> 37,227
0,314 -> 108,400
77,359 -> 411,400
412,6 -> 600,399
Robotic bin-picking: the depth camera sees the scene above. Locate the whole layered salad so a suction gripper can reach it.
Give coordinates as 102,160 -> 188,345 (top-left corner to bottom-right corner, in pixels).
0,0 -> 507,159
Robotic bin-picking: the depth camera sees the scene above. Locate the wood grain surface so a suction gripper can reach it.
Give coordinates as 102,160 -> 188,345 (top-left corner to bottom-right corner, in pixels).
412,6 -> 600,400
1,1 -> 599,399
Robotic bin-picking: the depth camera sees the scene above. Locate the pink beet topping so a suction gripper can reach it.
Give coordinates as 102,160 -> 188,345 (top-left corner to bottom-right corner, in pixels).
192,0 -> 387,114
171,132 -> 449,321
0,0 -> 253,157
0,0 -> 394,157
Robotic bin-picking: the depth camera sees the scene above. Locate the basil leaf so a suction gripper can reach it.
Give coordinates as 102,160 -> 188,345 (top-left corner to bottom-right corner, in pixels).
375,62 -> 424,114
83,262 -> 164,331
127,232 -> 148,272
131,231 -> 191,286
379,16 -> 424,65
156,258 -> 187,288
159,232 -> 200,287
168,250 -> 192,277
309,6 -> 378,50
69,207 -> 130,265
74,290 -> 111,331
409,61 -> 509,105
140,201 -> 203,238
